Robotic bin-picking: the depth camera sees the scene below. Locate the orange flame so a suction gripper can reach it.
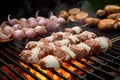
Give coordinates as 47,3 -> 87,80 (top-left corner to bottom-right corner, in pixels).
1,58 -> 93,80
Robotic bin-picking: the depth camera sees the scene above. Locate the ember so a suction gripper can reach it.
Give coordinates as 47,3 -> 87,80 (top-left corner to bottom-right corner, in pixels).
0,58 -> 94,80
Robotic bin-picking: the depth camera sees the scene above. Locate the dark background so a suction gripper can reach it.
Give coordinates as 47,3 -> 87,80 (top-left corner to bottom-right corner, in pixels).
0,0 -> 120,24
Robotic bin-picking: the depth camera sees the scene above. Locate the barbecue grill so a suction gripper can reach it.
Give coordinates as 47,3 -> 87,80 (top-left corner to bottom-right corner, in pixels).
0,0 -> 120,80
0,23 -> 120,80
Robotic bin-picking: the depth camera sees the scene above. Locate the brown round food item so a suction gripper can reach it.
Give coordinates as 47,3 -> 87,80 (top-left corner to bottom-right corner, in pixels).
58,10 -> 69,19
107,13 -> 120,19
67,15 -> 76,22
96,9 -> 106,17
116,22 -> 120,29
84,17 -> 100,26
116,18 -> 120,22
98,19 -> 116,31
104,5 -> 120,14
68,8 -> 80,15
75,12 -> 89,21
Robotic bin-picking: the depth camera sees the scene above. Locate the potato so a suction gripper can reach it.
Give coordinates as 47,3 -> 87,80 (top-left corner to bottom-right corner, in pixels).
98,19 -> 116,31
84,17 -> 100,26
116,18 -> 120,22
107,13 -> 120,19
58,10 -> 69,20
68,8 -> 80,15
67,15 -> 76,22
96,9 -> 106,17
114,21 -> 120,29
104,5 -> 120,14
75,12 -> 89,21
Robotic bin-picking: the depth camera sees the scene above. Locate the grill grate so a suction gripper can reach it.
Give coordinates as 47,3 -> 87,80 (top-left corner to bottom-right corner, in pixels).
0,25 -> 120,80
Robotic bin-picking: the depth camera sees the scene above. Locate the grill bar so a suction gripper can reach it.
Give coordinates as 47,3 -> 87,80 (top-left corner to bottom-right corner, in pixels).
86,56 -> 120,76
103,52 -> 120,62
51,69 -> 68,80
0,51 -> 40,80
98,53 -> 120,67
0,68 -> 13,80
69,62 -> 105,80
77,59 -> 116,80
2,46 -> 53,80
61,65 -> 86,80
0,59 -> 27,80
110,48 -> 120,56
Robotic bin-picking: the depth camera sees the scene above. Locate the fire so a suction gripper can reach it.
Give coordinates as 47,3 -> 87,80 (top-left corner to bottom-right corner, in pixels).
1,58 -> 93,80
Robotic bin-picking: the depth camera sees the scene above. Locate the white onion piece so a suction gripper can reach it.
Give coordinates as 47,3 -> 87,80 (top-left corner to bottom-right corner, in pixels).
43,55 -> 60,70
72,26 -> 82,34
95,37 -> 108,52
34,25 -> 47,35
57,39 -> 70,46
68,35 -> 79,44
48,42 -> 56,50
80,31 -> 92,38
31,47 -> 41,63
35,41 -> 44,48
13,30 -> 24,41
45,36 -> 54,42
61,45 -> 76,59
25,28 -> 37,38
77,42 -> 91,53
56,31 -> 65,37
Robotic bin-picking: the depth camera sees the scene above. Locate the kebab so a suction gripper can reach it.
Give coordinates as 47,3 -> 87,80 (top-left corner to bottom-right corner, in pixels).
20,29 -> 98,64
20,36 -> 112,70
39,36 -> 112,70
22,30 -> 97,62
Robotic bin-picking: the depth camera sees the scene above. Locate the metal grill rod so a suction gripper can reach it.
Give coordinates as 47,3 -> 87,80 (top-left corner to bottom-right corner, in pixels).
69,61 -> 105,80
77,59 -> 115,79
2,47 -> 53,80
0,68 -> 13,80
61,65 -> 86,80
0,58 -> 27,80
0,51 -> 40,80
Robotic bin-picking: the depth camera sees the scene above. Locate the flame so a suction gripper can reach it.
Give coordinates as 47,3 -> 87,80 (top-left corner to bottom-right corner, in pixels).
1,58 -> 93,80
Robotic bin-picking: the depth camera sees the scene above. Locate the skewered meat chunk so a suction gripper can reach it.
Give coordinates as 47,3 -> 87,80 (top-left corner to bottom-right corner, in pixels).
54,46 -> 72,62
76,31 -> 97,41
70,44 -> 89,59
84,38 -> 101,54
54,39 -> 70,47
65,26 -> 83,34
19,47 -> 41,64
25,39 -> 49,50
51,32 -> 65,40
